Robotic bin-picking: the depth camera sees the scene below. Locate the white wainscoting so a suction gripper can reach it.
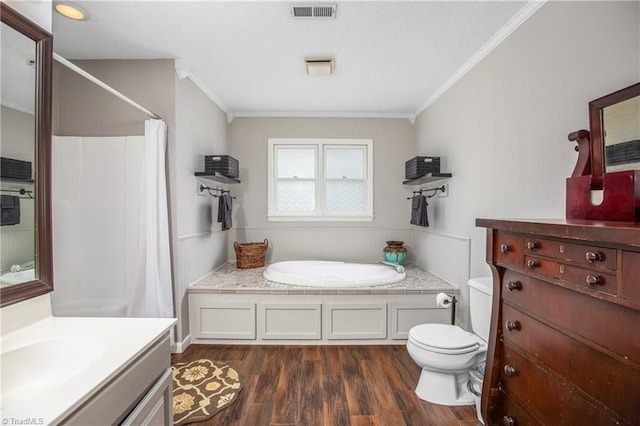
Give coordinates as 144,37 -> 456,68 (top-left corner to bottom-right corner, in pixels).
188,293 -> 454,345
414,229 -> 471,329
259,303 -> 322,340
175,231 -> 228,346
228,227 -> 414,263
325,303 -> 388,340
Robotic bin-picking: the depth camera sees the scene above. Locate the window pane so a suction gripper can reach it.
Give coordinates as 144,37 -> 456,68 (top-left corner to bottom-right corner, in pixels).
325,148 -> 364,179
276,148 -> 315,178
325,180 -> 366,213
276,181 -> 315,212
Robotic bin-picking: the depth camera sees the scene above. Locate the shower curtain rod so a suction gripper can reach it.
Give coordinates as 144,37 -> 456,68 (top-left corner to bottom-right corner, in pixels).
53,53 -> 163,120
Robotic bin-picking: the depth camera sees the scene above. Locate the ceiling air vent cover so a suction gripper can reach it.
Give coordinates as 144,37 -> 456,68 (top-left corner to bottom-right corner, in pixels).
291,3 -> 337,19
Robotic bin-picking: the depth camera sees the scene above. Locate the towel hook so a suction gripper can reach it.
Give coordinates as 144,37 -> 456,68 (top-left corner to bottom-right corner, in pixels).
406,185 -> 446,199
198,184 -> 236,199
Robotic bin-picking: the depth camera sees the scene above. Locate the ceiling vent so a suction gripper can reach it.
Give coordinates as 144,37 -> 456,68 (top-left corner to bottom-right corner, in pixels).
291,3 -> 337,19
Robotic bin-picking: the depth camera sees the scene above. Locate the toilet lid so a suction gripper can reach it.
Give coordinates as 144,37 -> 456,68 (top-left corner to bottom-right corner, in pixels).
408,324 -> 480,354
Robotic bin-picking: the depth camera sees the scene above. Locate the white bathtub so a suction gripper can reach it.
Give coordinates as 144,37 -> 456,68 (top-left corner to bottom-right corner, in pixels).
262,260 -> 406,287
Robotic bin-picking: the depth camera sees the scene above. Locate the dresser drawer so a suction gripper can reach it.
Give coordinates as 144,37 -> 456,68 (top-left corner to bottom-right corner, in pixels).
523,255 -> 617,296
495,233 -> 523,268
502,270 -> 640,365
496,390 -> 542,426
621,251 -> 640,305
502,304 -> 640,423
500,345 -> 620,425
523,237 -> 616,270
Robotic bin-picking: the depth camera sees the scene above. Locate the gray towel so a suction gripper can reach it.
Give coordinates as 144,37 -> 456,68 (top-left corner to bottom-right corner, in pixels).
0,195 -> 20,226
217,193 -> 232,231
410,195 -> 429,227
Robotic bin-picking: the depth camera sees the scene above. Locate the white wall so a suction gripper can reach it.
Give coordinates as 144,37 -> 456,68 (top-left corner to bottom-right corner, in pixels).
414,1 -> 640,280
2,0 -> 52,32
227,117 -> 415,263
174,76 -> 229,346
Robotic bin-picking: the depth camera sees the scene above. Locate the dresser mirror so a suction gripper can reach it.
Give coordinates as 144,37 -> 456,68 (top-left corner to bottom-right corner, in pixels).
588,82 -> 640,179
0,3 -> 53,307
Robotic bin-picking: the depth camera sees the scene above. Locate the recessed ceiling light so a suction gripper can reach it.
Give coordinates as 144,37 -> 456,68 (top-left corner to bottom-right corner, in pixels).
54,2 -> 89,21
305,58 -> 334,76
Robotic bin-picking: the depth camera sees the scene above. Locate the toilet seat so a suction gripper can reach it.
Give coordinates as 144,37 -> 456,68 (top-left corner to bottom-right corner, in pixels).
409,324 -> 480,355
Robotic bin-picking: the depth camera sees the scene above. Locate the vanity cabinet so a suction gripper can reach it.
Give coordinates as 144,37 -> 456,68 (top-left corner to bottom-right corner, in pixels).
62,334 -> 172,425
476,219 -> 640,425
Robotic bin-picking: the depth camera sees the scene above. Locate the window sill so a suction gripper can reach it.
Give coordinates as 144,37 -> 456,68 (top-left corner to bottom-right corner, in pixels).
267,215 -> 375,222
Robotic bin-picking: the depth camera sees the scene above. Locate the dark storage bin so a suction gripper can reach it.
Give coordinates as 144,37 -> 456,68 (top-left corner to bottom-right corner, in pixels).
1,157 -> 32,180
405,156 -> 440,180
204,155 -> 239,178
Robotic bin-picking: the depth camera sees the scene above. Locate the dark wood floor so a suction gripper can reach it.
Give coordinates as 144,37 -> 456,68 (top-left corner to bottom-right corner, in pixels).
171,344 -> 482,426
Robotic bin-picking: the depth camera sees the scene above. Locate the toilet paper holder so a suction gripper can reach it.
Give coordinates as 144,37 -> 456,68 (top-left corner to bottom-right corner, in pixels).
437,292 -> 458,325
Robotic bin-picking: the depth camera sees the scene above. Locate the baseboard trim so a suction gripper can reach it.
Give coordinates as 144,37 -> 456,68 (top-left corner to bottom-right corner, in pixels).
172,333 -> 191,353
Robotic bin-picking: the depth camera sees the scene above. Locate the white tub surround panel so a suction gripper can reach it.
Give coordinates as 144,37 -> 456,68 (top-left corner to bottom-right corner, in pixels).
188,262 -> 458,345
51,135 -> 143,316
1,316 -> 175,424
414,229 -> 470,329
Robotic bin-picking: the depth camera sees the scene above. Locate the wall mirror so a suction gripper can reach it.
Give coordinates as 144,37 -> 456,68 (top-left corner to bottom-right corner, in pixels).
588,82 -> 640,181
0,3 -> 53,307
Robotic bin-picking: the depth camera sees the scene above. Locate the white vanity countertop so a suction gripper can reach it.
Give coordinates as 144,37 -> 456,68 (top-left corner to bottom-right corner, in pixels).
0,316 -> 176,425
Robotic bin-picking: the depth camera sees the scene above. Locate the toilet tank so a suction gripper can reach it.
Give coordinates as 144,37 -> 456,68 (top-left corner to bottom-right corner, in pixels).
468,277 -> 493,342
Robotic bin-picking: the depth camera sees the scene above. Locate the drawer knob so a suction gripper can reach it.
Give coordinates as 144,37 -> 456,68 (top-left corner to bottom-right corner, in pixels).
585,251 -> 602,263
506,281 -> 522,292
526,241 -> 538,250
586,275 -> 602,286
500,244 -> 511,254
505,320 -> 521,331
527,259 -> 539,269
503,416 -> 517,426
504,365 -> 517,377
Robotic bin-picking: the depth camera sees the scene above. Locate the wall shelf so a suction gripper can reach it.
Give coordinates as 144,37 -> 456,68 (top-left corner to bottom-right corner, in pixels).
403,173 -> 452,185
195,171 -> 241,184
0,177 -> 34,184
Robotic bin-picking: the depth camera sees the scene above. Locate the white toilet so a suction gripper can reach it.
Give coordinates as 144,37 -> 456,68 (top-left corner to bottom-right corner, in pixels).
406,277 -> 493,407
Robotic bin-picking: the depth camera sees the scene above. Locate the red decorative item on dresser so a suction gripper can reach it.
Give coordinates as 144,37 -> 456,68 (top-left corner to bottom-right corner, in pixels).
566,82 -> 640,222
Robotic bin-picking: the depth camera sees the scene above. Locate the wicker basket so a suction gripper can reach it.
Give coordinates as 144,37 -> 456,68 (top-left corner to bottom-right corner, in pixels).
234,239 -> 268,269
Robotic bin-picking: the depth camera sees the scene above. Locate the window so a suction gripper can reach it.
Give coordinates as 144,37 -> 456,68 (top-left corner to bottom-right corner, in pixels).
268,138 -> 374,221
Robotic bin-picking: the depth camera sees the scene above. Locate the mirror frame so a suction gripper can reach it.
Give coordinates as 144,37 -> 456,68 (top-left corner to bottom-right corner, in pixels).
1,3 -> 53,307
588,82 -> 640,188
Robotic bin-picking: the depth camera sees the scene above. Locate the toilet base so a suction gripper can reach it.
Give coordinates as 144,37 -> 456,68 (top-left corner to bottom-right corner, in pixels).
414,368 -> 475,406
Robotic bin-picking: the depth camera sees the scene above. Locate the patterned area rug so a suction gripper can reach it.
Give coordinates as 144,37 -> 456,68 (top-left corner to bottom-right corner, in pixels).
172,359 -> 242,425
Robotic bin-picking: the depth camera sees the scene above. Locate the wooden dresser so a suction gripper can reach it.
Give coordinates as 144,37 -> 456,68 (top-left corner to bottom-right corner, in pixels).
476,219 -> 640,425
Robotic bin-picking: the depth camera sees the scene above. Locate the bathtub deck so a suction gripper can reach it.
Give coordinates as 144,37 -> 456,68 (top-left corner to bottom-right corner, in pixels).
186,263 -> 461,345
188,262 -> 458,294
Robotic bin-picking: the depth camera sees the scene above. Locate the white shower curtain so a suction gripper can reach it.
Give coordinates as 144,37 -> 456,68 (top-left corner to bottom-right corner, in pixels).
127,119 -> 174,318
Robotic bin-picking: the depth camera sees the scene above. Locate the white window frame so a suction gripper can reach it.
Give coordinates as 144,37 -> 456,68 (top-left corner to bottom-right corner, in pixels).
268,138 -> 374,221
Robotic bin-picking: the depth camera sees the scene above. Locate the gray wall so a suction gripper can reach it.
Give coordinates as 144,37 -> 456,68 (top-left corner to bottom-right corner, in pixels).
227,117 -> 415,262
413,0 -> 640,279
174,76 -> 229,345
1,106 -> 35,168
53,59 -> 176,137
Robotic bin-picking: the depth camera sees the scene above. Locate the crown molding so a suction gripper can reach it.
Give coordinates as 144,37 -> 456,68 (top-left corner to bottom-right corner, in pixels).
231,111 -> 415,123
